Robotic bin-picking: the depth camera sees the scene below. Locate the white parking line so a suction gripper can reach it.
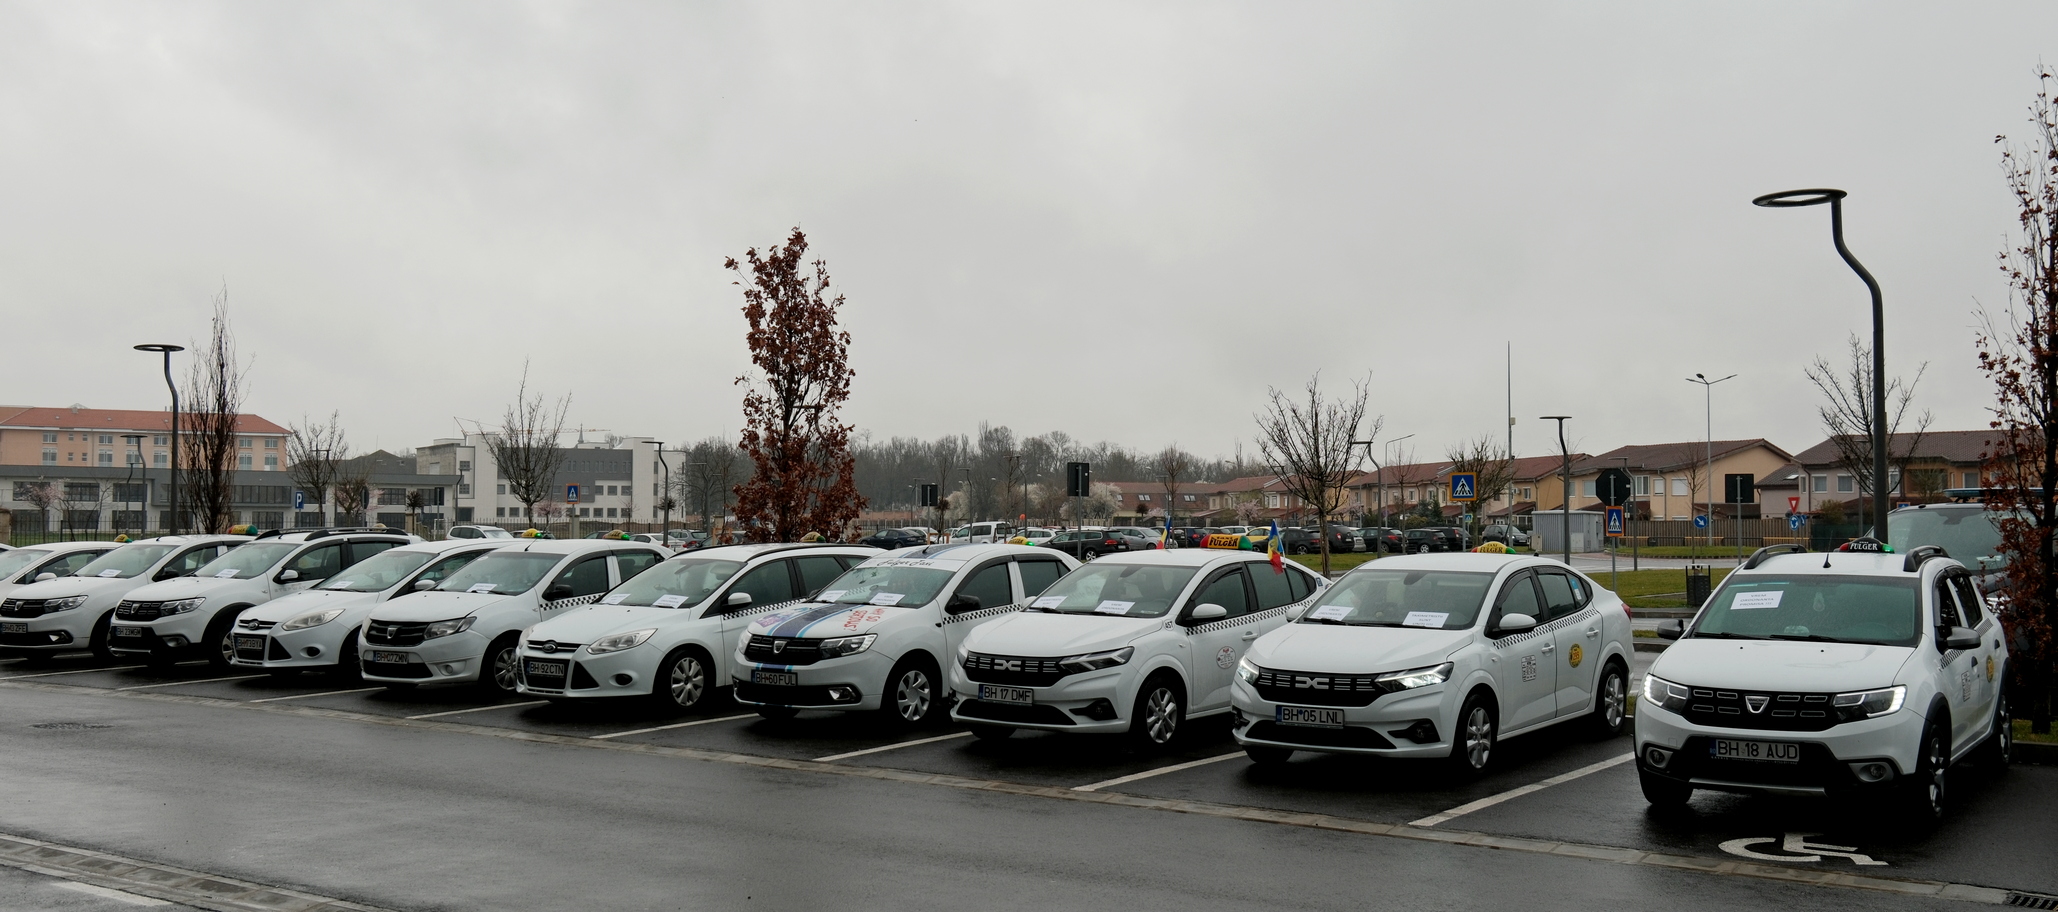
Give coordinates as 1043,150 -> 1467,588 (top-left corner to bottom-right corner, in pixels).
54,880 -> 171,907
813,732 -> 972,763
1072,752 -> 1244,792
590,713 -> 755,740
248,687 -> 383,704
1410,753 -> 1634,827
0,665 -> 143,681
406,701 -> 547,720
115,674 -> 263,691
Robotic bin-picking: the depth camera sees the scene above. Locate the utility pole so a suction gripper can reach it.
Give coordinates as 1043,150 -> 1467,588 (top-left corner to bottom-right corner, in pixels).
1688,373 -> 1736,556
1542,416 -> 1572,565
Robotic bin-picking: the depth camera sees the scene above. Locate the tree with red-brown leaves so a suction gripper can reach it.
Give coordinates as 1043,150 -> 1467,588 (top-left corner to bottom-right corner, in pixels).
726,229 -> 866,542
1977,69 -> 2058,736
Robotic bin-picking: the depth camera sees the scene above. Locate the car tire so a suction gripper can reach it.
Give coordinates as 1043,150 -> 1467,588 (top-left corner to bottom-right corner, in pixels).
1980,684 -> 2012,774
1127,674 -> 1185,751
479,634 -> 520,695
89,612 -> 116,661
1446,691 -> 1497,777
650,646 -> 716,714
755,705 -> 798,721
1639,767 -> 1692,806
968,724 -> 1014,742
881,655 -> 946,727
1902,714 -> 1951,824
1587,661 -> 1628,738
333,629 -> 362,682
1244,745 -> 1292,766
205,611 -> 242,671
1082,549 -> 1099,560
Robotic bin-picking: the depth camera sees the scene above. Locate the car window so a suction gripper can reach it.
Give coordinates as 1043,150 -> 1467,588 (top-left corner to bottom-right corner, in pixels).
350,540 -> 402,565
42,550 -> 105,578
1188,567 -> 1251,621
1950,575 -> 1986,627
415,551 -> 485,589
287,543 -> 345,582
169,546 -> 222,575
1933,577 -> 1964,628
729,560 -> 797,609
1285,565 -> 1313,602
794,556 -> 845,594
954,562 -> 1013,613
1017,560 -> 1064,597
1536,570 -> 1583,620
1491,571 -> 1545,626
1249,562 -> 1296,610
552,555 -> 611,598
615,549 -> 662,581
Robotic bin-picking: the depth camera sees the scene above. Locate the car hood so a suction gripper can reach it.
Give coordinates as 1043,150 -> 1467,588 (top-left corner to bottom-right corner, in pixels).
1248,623 -> 1474,675
1653,639 -> 1916,692
368,591 -> 513,622
5,575 -> 141,601
747,602 -> 925,638
125,576 -> 245,602
529,606 -> 694,643
241,588 -> 380,623
964,611 -> 1164,657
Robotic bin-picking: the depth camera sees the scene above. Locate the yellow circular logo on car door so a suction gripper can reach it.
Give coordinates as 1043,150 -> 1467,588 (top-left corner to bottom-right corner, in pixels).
1988,655 -> 1996,682
1568,643 -> 1583,667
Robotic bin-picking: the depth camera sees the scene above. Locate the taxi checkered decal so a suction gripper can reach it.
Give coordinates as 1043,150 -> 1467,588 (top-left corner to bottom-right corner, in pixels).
1183,592 -> 1315,637
543,594 -> 604,610
1490,606 -> 1598,648
737,598 -> 803,618
941,603 -> 1020,625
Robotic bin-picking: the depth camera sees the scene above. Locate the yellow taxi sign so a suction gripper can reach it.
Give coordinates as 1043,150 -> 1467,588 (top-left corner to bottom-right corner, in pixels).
1204,533 -> 1247,550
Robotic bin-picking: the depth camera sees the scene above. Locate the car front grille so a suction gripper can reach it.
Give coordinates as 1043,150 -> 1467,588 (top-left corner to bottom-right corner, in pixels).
364,621 -> 429,647
1250,667 -> 1384,707
743,635 -> 824,666
962,653 -> 1069,687
1679,688 -> 1838,732
1,599 -> 50,618
115,601 -> 166,621
236,618 -> 277,631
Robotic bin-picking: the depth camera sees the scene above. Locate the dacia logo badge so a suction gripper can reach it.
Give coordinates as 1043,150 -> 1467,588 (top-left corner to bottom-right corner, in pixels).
1293,676 -> 1330,690
772,639 -> 787,655
997,659 -> 1022,672
1745,695 -> 1770,714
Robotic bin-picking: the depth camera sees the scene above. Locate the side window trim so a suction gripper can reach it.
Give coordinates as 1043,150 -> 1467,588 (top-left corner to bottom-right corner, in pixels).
1182,565 -> 1250,624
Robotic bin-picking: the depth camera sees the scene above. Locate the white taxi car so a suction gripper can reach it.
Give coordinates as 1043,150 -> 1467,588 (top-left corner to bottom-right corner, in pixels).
733,544 -> 1079,726
950,548 -> 1325,748
516,544 -> 876,711
1638,540 -> 2013,820
0,541 -> 123,602
229,539 -> 510,677
111,528 -> 419,670
1231,553 -> 1632,773
358,539 -> 668,692
0,536 -> 244,660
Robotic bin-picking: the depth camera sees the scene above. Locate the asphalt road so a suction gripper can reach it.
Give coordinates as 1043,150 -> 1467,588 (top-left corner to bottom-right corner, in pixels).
0,651 -> 2049,912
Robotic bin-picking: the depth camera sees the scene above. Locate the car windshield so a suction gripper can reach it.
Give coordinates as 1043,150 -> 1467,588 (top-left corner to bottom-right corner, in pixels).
1299,568 -> 1496,629
1888,509 -> 2010,570
1027,563 -> 1199,618
600,558 -> 742,609
320,550 -> 438,592
817,561 -> 961,607
73,545 -> 178,580
0,549 -> 59,578
436,552 -> 563,595
1691,575 -> 1921,646
194,542 -> 298,579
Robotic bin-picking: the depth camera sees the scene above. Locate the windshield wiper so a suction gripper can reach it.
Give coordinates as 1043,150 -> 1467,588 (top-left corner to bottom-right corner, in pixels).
1299,617 -> 1350,625
1765,633 -> 1840,642
1688,631 -> 1767,640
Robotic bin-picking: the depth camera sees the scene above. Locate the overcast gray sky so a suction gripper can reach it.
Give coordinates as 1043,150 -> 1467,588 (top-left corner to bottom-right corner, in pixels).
3,2 -> 2052,465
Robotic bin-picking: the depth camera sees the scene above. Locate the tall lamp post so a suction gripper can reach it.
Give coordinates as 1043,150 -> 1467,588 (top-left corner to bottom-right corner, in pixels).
134,344 -> 184,535
1541,416 -> 1572,566
1753,188 -> 1889,543
1377,433 -> 1415,529
122,435 -> 144,537
1687,373 -> 1736,557
652,441 -> 669,543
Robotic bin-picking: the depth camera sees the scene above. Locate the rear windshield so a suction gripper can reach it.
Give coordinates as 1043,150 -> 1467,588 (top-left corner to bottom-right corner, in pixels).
74,545 -> 177,580
1300,569 -> 1496,629
194,543 -> 298,579
321,550 -> 438,592
1027,563 -> 1199,618
1888,508 -> 2009,570
1691,575 -> 1921,647
436,552 -> 563,595
601,558 -> 743,609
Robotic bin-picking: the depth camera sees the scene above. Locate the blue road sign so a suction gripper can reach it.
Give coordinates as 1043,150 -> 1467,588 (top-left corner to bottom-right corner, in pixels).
1789,513 -> 1805,530
567,484 -> 581,504
1693,515 -> 1709,529
1449,473 -> 1478,503
1604,506 -> 1624,537
293,490 -> 305,511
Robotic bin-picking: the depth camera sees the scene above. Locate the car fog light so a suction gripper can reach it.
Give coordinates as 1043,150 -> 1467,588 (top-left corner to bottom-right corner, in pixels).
303,646 -> 322,658
1644,746 -> 1674,770
1848,761 -> 1895,783
1071,698 -> 1117,721
612,673 -> 634,687
827,686 -> 859,703
440,664 -> 459,675
1392,719 -> 1440,744
162,636 -> 187,648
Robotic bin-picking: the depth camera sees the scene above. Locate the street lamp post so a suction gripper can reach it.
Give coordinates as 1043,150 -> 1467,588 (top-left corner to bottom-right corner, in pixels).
1687,373 -> 1737,558
652,441 -> 669,543
1541,416 -> 1572,566
1753,188 -> 1890,543
122,435 -> 144,537
133,344 -> 184,535
1378,433 -> 1415,529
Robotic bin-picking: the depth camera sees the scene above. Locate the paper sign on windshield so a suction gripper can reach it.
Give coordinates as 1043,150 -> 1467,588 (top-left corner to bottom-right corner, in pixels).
653,594 -> 687,609
1031,595 -> 1065,609
869,593 -> 904,606
466,583 -> 498,593
99,569 -> 121,577
1094,600 -> 1134,615
1402,611 -> 1450,628
870,558 -> 968,571
600,593 -> 628,605
1309,605 -> 1352,621
819,590 -> 846,602
214,569 -> 239,578
1732,591 -> 1784,609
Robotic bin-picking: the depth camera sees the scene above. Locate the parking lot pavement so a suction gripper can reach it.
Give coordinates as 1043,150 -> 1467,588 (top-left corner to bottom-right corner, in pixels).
0,862 -> 204,912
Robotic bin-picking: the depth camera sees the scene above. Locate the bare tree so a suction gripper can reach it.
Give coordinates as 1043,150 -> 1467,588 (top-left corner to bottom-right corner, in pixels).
180,294 -> 249,534
331,463 -> 371,527
1254,373 -> 1379,576
1807,333 -> 1934,499
287,411 -> 349,528
683,436 -> 743,532
486,365 -> 572,527
1155,445 -> 1193,527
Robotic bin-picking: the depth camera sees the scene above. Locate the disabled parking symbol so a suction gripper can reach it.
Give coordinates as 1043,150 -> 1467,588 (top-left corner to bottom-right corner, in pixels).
1718,832 -> 1886,866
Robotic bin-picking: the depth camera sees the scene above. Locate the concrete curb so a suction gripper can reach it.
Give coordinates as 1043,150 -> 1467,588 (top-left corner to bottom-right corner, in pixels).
2014,739 -> 2058,765
0,832 -> 395,912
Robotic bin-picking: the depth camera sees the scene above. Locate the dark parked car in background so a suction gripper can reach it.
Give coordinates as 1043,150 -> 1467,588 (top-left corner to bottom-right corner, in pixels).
1401,529 -> 1441,553
1359,527 -> 1406,553
1169,527 -> 1212,548
1432,526 -> 1471,550
1313,524 -> 1360,553
1480,524 -> 1530,547
1043,530 -> 1135,560
860,528 -> 927,550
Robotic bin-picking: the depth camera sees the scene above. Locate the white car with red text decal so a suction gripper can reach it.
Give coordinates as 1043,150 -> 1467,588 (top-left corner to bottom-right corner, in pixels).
949,547 -> 1325,749
732,544 -> 1079,726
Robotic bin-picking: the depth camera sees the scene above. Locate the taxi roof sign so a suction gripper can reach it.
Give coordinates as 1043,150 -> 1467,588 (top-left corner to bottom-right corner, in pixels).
1837,536 -> 1894,554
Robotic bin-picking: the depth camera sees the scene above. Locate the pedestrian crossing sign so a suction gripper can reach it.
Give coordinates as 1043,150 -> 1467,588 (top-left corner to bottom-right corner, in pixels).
1605,506 -> 1624,537
1450,473 -> 1477,503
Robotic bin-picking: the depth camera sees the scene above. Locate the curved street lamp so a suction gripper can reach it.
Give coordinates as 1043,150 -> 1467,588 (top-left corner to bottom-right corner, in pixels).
134,344 -> 185,535
1753,188 -> 1889,542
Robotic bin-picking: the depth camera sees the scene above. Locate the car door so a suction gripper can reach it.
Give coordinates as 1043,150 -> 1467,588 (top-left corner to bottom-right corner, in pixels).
1535,568 -> 1599,717
1932,572 -> 1986,752
717,558 -> 801,657
1014,557 -> 1066,602
941,559 -> 1016,658
1485,569 -> 1558,731
542,554 -> 610,619
612,549 -> 663,586
1180,564 -> 1256,712
1948,573 -> 2001,749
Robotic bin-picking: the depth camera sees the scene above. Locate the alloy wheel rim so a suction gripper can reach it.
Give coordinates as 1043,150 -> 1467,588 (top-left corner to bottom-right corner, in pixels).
2000,695 -> 2013,756
1926,728 -> 1947,814
1466,706 -> 1494,768
218,631 -> 236,664
897,669 -> 930,721
1603,672 -> 1625,728
1146,688 -> 1178,742
493,648 -> 517,691
670,656 -> 704,707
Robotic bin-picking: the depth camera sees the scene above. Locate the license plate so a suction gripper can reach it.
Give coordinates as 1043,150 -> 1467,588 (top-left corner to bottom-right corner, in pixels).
367,650 -> 412,665
1711,738 -> 1800,764
1275,705 -> 1346,728
524,660 -> 567,677
235,635 -> 265,651
113,626 -> 142,638
0,623 -> 25,634
752,669 -> 797,687
978,684 -> 1034,705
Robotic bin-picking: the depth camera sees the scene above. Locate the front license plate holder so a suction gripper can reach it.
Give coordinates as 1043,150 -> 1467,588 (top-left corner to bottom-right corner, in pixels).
524,660 -> 567,677
1710,738 -> 1801,764
1276,705 -> 1346,728
367,650 -> 412,665
752,669 -> 797,687
112,626 -> 143,639
0,622 -> 26,634
234,635 -> 265,651
978,684 -> 1034,705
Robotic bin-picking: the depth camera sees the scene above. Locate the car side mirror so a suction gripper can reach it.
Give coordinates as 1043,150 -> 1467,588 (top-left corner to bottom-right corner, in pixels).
1190,604 -> 1228,621
544,584 -> 574,601
1493,613 -> 1537,635
1285,604 -> 1309,621
33,572 -> 56,583
412,579 -> 437,592
155,568 -> 182,581
1943,625 -> 1980,651
278,569 -> 301,582
1657,619 -> 1684,641
726,591 -> 752,608
947,593 -> 982,613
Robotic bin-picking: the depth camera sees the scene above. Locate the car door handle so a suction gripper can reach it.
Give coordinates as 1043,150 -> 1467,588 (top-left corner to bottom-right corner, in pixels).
1585,627 -> 1600,638
1540,644 -> 1555,654
1241,631 -> 1258,641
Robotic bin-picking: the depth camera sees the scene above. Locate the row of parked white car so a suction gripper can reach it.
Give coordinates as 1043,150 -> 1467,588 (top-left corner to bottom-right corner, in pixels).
0,527 -> 2014,820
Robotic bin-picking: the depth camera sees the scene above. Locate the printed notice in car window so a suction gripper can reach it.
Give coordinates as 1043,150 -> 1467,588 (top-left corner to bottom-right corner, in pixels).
1403,611 -> 1450,628
1732,591 -> 1784,610
869,592 -> 904,606
600,593 -> 628,605
1031,595 -> 1065,609
1095,600 -> 1134,615
99,569 -> 121,577
819,590 -> 846,602
652,594 -> 687,608
467,583 -> 497,593
214,569 -> 239,578
1309,604 -> 1352,621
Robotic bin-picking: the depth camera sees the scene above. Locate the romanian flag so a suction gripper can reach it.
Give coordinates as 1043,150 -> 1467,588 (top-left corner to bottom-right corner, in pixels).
1267,520 -> 1284,574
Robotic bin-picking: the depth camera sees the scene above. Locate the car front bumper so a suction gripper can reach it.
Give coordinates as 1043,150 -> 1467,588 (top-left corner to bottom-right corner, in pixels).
946,662 -> 1134,734
731,649 -> 896,712
1228,678 -> 1454,758
1633,701 -> 1925,796
515,644 -> 654,698
0,605 -> 106,651
108,608 -> 216,655
228,622 -> 356,670
358,630 -> 488,685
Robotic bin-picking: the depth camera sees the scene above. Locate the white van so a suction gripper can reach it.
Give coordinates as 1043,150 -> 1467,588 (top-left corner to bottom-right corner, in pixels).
950,522 -> 1017,544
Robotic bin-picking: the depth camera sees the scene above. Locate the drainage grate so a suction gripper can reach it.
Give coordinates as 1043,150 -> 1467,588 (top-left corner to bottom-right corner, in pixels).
29,722 -> 113,731
2006,892 -> 2058,910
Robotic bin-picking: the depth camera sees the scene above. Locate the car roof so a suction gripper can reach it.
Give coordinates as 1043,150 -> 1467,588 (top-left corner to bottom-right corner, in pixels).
1736,549 -> 1960,579
1084,548 -> 1279,569
16,540 -> 122,554
388,538 -> 516,555
1348,552 -> 1544,573
671,543 -> 877,563
127,534 -> 251,546
492,539 -> 668,556
865,542 -> 1054,563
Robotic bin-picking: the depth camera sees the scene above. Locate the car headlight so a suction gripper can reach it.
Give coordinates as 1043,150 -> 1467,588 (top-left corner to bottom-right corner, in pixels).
1375,662 -> 1454,692
1236,657 -> 1260,685
280,608 -> 345,631
423,616 -> 477,639
518,625 -> 536,648
1642,674 -> 1690,713
1833,685 -> 1905,722
587,628 -> 657,655
159,598 -> 206,616
43,596 -> 90,613
1058,646 -> 1133,673
817,634 -> 876,659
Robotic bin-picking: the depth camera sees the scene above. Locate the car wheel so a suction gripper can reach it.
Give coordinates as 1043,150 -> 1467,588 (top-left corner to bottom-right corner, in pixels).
755,705 -> 798,721
1587,661 -> 1628,737
1244,745 -> 1292,766
1981,684 -> 2012,773
479,634 -> 520,695
1902,715 -> 1951,824
968,724 -> 1014,741
1639,767 -> 1692,806
1082,549 -> 1099,560
205,612 -> 241,671
881,656 -> 945,727
650,647 -> 715,714
89,612 -> 116,661
1127,674 -> 1185,751
1446,691 -> 1496,776
333,629 -> 362,681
